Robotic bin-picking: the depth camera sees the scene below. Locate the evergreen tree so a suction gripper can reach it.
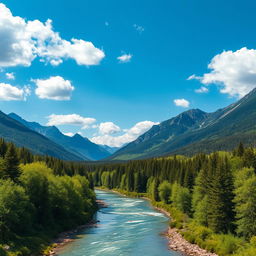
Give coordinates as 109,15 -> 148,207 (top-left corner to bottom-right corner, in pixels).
2,144 -> 21,182
207,157 -> 235,233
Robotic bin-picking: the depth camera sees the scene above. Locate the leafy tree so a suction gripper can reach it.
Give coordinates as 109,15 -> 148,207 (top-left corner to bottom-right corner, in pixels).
0,180 -> 33,242
158,180 -> 172,203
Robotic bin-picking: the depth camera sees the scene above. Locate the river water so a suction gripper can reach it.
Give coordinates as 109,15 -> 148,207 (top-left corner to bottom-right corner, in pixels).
57,190 -> 181,256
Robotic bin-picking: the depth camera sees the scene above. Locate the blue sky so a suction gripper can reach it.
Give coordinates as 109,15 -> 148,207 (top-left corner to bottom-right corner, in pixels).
0,0 -> 256,146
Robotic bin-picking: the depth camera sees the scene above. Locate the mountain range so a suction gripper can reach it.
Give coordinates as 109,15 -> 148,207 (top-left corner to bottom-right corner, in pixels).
8,113 -> 112,161
0,111 -> 82,161
0,88 -> 255,161
110,88 -> 256,160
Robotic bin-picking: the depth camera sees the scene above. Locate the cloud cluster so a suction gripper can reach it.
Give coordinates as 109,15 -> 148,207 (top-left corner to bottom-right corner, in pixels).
174,98 -> 190,108
195,86 -> 209,93
6,72 -> 15,80
47,114 -> 96,129
0,3 -> 105,68
98,122 -> 121,135
91,121 -> 158,147
33,76 -> 74,100
117,54 -> 132,63
189,47 -> 256,98
0,83 -> 30,101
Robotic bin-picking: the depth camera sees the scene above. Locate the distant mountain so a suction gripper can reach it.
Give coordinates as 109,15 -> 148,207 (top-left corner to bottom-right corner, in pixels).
0,111 -> 82,161
110,88 -> 256,160
9,113 -> 111,161
101,145 -> 120,154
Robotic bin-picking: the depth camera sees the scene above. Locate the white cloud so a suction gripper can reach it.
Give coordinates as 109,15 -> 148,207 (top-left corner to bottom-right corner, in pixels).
47,114 -> 96,129
117,54 -> 132,63
91,120 -> 158,147
0,3 -> 105,68
195,86 -> 209,93
98,122 -> 121,135
133,24 -> 145,33
187,74 -> 201,80
188,47 -> 256,98
174,98 -> 190,108
63,132 -> 74,137
33,76 -> 74,100
6,72 -> 15,80
0,83 -> 30,101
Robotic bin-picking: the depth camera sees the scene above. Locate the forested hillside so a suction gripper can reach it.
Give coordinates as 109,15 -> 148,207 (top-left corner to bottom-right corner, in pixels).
0,111 -> 82,161
92,143 -> 256,256
0,139 -> 95,256
110,88 -> 256,160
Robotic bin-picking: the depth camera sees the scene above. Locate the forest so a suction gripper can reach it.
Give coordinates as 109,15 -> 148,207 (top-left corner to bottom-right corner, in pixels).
0,139 -> 96,256
91,143 -> 256,256
1,137 -> 256,256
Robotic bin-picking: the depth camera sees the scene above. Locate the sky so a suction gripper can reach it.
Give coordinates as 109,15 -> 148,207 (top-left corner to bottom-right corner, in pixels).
0,0 -> 256,147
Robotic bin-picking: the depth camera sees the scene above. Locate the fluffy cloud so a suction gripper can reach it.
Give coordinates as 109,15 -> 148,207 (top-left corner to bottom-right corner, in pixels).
174,98 -> 190,108
47,114 -> 96,129
0,83 -> 30,101
91,121 -> 158,147
33,76 -> 74,100
98,122 -> 121,135
189,47 -> 256,98
0,3 -> 105,68
117,54 -> 132,63
6,72 -> 15,80
195,86 -> 209,93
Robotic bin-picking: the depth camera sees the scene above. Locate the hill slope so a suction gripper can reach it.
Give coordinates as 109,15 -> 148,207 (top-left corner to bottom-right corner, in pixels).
9,113 -> 111,161
0,111 -> 82,161
110,88 -> 256,160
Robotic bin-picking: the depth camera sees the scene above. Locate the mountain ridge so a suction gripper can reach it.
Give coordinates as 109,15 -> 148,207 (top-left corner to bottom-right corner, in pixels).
110,88 -> 256,160
0,111 -> 83,161
9,113 -> 111,161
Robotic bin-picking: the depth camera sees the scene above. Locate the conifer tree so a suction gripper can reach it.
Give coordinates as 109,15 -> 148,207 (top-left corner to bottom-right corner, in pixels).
207,157 -> 235,233
2,143 -> 21,182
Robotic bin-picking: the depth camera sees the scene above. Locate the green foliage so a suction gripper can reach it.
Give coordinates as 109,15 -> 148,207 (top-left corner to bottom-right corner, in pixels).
234,167 -> 256,238
0,144 -> 21,182
158,180 -> 171,203
0,140 -> 96,256
0,180 -> 33,243
171,183 -> 192,215
93,145 -> 256,255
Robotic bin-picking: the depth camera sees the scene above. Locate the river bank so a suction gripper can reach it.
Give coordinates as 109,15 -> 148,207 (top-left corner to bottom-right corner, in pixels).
97,188 -> 218,256
44,221 -> 99,256
43,200 -> 106,256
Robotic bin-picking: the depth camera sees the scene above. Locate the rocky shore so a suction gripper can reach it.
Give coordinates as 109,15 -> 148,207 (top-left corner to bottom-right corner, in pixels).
167,228 -> 218,256
148,204 -> 218,256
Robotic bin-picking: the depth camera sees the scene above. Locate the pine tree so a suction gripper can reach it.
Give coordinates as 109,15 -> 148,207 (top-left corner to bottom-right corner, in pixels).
237,142 -> 245,157
207,157 -> 235,233
3,143 -> 21,182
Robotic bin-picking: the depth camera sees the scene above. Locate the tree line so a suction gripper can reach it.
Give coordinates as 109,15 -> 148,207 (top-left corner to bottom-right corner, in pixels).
0,139 -> 96,256
91,143 -> 256,255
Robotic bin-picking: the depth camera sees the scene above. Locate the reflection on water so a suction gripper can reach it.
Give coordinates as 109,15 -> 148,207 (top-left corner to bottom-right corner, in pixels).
57,190 -> 181,256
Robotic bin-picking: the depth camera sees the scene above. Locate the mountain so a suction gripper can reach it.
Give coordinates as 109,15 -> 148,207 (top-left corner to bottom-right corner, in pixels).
101,145 -> 120,154
0,111 -> 82,161
110,88 -> 256,160
9,113 -> 111,161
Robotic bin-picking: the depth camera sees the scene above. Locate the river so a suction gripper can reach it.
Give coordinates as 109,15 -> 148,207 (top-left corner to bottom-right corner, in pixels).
57,189 -> 181,256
